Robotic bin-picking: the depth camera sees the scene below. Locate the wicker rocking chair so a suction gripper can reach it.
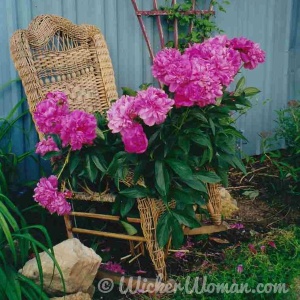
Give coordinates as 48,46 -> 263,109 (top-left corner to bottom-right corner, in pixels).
10,15 -> 227,281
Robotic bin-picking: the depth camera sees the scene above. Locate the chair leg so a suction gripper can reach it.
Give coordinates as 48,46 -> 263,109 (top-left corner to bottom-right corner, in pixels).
64,215 -> 74,238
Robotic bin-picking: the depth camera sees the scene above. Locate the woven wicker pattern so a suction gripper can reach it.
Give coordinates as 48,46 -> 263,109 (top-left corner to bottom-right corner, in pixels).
10,15 -> 118,138
207,183 -> 222,225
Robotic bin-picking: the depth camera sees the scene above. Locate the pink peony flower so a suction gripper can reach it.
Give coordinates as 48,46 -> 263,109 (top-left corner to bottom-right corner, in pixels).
237,264 -> 243,273
107,96 -> 137,133
60,110 -> 97,150
121,123 -> 148,154
135,87 -> 174,126
35,136 -> 59,156
101,261 -> 125,274
152,48 -> 182,84
33,175 -> 71,215
34,91 -> 69,134
230,37 -> 265,70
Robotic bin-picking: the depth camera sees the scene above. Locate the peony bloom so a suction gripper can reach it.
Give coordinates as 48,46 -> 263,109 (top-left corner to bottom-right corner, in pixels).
33,175 -> 71,215
135,87 -> 174,126
35,136 -> 59,156
34,91 -> 69,134
185,35 -> 241,87
230,37 -> 265,70
60,110 -> 97,150
152,48 -> 182,85
121,123 -> 148,154
107,95 -> 137,133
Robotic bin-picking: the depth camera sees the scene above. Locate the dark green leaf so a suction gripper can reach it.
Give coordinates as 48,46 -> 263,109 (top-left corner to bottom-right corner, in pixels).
209,118 -> 216,136
69,153 -> 80,174
195,171 -> 221,183
91,155 -> 106,173
166,159 -> 193,180
178,136 -> 190,154
41,151 -> 61,160
120,198 -> 135,217
171,219 -> 184,249
155,161 -> 170,196
156,212 -> 172,247
181,177 -> 207,193
119,186 -> 149,198
86,155 -> 98,182
172,210 -> 200,228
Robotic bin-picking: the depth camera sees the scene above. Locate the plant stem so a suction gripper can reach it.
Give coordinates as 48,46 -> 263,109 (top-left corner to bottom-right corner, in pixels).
57,148 -> 72,179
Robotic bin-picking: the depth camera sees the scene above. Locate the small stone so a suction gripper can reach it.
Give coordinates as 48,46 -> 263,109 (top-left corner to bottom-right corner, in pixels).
20,238 -> 101,295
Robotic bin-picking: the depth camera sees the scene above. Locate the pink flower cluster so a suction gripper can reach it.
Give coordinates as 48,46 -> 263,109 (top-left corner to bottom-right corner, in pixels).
107,87 -> 174,153
230,37 -> 265,70
33,175 -> 71,215
101,261 -> 125,274
152,35 -> 265,107
34,91 -> 97,152
36,136 -> 59,156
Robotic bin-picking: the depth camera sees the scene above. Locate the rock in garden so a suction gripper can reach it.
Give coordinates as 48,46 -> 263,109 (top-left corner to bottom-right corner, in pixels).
219,187 -> 238,218
51,291 -> 91,300
20,238 -> 101,294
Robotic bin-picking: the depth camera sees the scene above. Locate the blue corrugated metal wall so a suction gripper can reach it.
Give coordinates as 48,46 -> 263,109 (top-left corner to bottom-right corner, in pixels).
0,0 -> 296,180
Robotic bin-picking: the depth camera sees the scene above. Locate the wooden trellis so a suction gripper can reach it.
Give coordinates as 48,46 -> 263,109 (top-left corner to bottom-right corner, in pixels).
131,0 -> 215,59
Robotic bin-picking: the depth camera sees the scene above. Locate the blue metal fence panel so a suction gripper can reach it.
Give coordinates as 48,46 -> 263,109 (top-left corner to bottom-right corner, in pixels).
0,0 -> 295,180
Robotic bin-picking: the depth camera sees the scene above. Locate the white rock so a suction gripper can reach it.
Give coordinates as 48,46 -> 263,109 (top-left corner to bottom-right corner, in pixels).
20,238 -> 101,294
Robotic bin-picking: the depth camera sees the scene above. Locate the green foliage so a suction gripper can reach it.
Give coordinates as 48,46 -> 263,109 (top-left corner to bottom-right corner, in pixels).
0,190 -> 65,300
160,0 -> 230,50
0,83 -> 33,193
170,227 -> 300,300
261,100 -> 300,198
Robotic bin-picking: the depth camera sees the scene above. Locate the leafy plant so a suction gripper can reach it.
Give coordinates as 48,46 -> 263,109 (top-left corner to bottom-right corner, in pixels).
160,0 -> 230,50
260,100 -> 300,198
0,81 -> 34,193
0,171 -> 65,299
